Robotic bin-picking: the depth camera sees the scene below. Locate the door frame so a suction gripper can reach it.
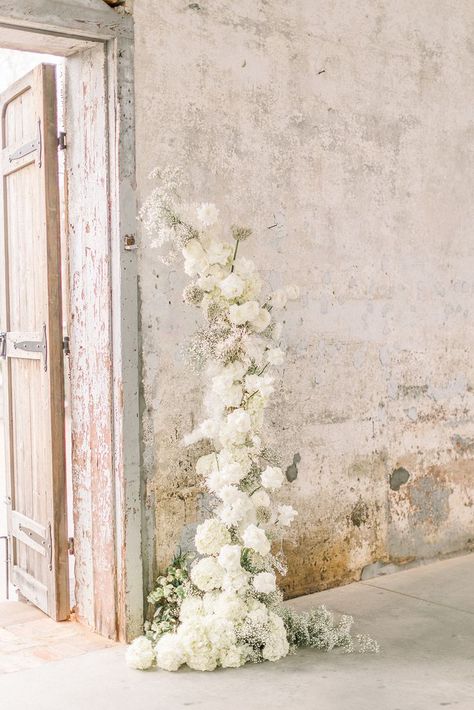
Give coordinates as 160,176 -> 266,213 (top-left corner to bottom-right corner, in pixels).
0,1 -> 142,641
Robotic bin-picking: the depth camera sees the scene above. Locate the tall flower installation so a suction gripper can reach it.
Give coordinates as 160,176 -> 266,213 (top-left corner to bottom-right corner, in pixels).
126,170 -> 378,672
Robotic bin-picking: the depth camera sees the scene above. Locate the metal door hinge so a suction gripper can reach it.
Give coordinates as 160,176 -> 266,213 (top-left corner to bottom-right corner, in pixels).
57,132 -> 67,150
62,335 -> 70,356
68,537 -> 74,556
9,119 -> 42,166
14,324 -> 47,371
0,332 -> 6,358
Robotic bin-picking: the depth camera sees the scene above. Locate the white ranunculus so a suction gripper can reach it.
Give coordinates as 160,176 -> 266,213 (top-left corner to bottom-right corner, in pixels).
219,273 -> 245,299
126,636 -> 155,670
270,289 -> 288,309
253,571 -> 276,594
250,307 -> 271,333
205,239 -> 233,266
191,557 -> 224,592
242,523 -> 271,556
251,489 -> 271,508
261,465 -> 284,491
277,504 -> 298,527
286,284 -> 300,300
183,239 -> 209,276
196,202 -> 219,227
155,633 -> 184,672
195,519 -> 231,555
266,347 -> 285,366
218,544 -> 242,571
229,301 -> 260,326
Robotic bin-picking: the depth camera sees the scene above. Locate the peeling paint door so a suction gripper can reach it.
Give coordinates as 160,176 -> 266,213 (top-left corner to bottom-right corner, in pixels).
0,65 -> 69,620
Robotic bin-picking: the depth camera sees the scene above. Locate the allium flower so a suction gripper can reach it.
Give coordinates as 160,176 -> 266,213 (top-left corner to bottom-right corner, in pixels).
229,301 -> 260,325
231,225 -> 252,241
261,466 -> 284,491
155,633 -> 184,672
183,282 -> 204,305
191,557 -> 224,592
126,636 -> 155,670
242,524 -> 271,556
266,347 -> 285,366
218,544 -> 242,571
277,504 -> 298,527
196,202 -> 219,227
253,572 -> 276,594
195,519 -> 231,555
219,273 -> 245,299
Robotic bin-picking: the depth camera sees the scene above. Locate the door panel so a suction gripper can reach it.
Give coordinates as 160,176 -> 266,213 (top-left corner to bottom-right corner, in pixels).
0,65 -> 69,620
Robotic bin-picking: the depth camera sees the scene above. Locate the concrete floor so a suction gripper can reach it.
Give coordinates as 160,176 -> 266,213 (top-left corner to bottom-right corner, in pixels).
0,553 -> 473,710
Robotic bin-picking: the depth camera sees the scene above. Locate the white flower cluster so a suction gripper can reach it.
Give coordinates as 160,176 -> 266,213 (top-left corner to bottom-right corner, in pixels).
127,196 -> 300,672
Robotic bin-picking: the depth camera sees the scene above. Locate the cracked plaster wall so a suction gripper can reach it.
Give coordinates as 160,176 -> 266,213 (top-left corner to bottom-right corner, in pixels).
134,0 -> 474,597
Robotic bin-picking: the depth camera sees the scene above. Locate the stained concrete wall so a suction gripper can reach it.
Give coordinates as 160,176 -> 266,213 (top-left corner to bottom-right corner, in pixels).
134,1 -> 474,597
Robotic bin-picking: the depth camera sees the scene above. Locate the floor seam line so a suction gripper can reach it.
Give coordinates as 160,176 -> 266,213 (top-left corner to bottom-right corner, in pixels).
360,581 -> 474,616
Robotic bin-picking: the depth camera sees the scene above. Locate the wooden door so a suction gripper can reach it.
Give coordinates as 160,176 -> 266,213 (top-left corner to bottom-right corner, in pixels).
0,65 -> 69,620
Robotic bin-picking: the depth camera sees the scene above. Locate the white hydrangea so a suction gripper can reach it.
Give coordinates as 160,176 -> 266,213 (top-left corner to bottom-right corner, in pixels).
195,519 -> 231,555
191,557 -> 224,592
155,633 -> 184,672
126,636 -> 155,670
212,591 -> 247,621
179,595 -> 205,621
242,524 -> 271,556
261,466 -> 285,491
222,569 -> 250,592
253,572 -> 276,594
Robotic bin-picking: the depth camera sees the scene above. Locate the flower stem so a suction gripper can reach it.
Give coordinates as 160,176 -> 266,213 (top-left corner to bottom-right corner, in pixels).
230,239 -> 240,272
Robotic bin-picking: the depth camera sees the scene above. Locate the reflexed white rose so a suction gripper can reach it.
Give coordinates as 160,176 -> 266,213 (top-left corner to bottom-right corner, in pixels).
226,408 -> 251,434
179,596 -> 205,621
270,289 -> 288,309
245,373 -> 274,398
250,307 -> 271,333
229,300 -> 260,325
191,556 -> 224,592
196,202 -> 219,227
266,347 -> 285,366
218,544 -> 242,571
219,273 -> 245,299
182,239 -> 209,276
242,523 -> 271,556
253,571 -> 276,594
126,636 -> 155,670
277,504 -> 298,527
205,239 -> 233,266
155,633 -> 184,672
195,519 -> 231,555
261,466 -> 284,491
286,284 -> 300,300
251,488 -> 271,508
234,257 -> 256,277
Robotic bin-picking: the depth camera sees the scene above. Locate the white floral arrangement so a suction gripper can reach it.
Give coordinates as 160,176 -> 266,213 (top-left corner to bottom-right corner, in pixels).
126,169 -> 378,672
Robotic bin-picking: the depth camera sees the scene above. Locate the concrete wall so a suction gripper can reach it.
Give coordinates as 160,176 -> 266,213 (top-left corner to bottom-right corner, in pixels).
134,1 -> 474,597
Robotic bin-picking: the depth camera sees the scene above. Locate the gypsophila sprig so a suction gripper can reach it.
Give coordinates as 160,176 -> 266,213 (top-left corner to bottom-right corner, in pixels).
126,170 -> 378,672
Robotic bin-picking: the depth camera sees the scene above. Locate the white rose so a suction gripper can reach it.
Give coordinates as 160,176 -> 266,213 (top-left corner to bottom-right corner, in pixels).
182,239 -> 209,276
195,518 -> 231,555
205,239 -> 233,266
242,523 -> 271,556
253,571 -> 276,594
190,556 -> 224,592
277,504 -> 298,527
286,284 -> 300,300
266,347 -> 285,366
229,301 -> 260,325
270,289 -> 288,309
125,636 -> 155,670
155,632 -> 184,672
219,273 -> 245,299
251,489 -> 270,508
250,307 -> 271,333
196,202 -> 219,227
218,544 -> 242,571
261,466 -> 284,491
